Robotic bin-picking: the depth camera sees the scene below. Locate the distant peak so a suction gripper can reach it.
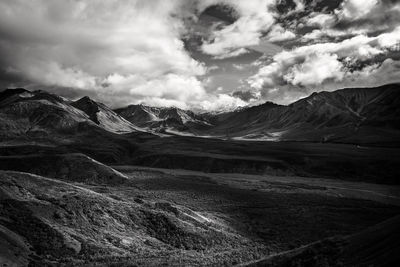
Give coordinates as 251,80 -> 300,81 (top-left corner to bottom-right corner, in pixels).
1,88 -> 29,94
0,88 -> 31,102
78,96 -> 95,102
262,101 -> 280,106
11,87 -> 28,91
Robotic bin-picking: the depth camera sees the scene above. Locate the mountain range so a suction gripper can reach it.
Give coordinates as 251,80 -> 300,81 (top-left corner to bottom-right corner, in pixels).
2,83 -> 398,144
205,83 -> 400,143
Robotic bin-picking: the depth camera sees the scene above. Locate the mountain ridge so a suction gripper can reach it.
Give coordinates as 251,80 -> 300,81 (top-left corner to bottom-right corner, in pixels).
1,83 -> 399,143
205,83 -> 400,142
71,96 -> 143,133
114,104 -> 212,134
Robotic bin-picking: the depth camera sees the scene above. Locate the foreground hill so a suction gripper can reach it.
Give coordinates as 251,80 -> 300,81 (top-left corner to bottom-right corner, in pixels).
0,171 -> 264,266
1,168 -> 399,266
0,153 -> 129,185
247,214 -> 400,267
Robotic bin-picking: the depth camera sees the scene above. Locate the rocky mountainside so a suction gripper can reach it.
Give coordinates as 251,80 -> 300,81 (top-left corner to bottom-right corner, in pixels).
114,104 -> 212,134
0,89 -> 142,140
113,83 -> 400,143
207,83 -> 400,143
1,83 -> 399,143
0,89 -> 91,139
71,96 -> 142,133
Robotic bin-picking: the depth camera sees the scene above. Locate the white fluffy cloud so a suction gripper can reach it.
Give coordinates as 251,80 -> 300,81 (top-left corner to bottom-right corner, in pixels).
301,0 -> 400,41
306,13 -> 336,28
249,26 -> 400,101
336,0 -> 378,21
0,0 -> 282,109
265,24 -> 296,42
284,53 -> 344,86
104,73 -> 205,102
198,93 -> 247,111
0,0 -> 212,108
292,0 -> 305,13
346,58 -> 400,86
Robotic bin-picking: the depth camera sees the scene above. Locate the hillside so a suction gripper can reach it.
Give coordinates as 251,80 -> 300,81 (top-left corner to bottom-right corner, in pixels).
246,215 -> 400,267
0,89 -> 141,140
71,96 -> 142,133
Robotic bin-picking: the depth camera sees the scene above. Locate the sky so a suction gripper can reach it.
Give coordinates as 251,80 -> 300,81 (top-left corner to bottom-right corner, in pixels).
0,0 -> 399,111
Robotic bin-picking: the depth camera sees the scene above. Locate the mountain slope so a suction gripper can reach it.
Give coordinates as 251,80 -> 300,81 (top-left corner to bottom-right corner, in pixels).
0,89 -> 91,139
207,84 -> 400,143
0,89 -> 140,139
115,104 -> 212,134
71,96 -> 142,133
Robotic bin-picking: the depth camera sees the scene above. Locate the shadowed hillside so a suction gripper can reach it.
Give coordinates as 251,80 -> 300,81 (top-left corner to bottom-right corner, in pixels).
246,215 -> 400,267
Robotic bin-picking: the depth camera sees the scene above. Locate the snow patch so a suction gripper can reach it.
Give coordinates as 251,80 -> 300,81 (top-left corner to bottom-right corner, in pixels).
233,130 -> 286,141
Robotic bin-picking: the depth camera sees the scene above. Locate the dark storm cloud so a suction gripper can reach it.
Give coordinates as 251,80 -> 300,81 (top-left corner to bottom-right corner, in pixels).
232,90 -> 261,101
202,4 -> 240,24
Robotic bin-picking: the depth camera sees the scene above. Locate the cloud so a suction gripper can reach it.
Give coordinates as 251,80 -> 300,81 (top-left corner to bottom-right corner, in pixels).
231,90 -> 261,101
0,0 -> 399,111
345,58 -> 400,86
297,0 -> 400,42
265,24 -> 296,42
200,0 -> 276,58
336,0 -> 378,21
18,61 -> 98,90
249,62 -> 281,89
284,53 -> 344,86
292,0 -> 305,13
104,73 -> 205,101
0,0 -> 288,110
306,13 -> 336,28
248,25 -> 400,103
0,0 -> 212,108
198,93 -> 247,111
212,48 -> 250,59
